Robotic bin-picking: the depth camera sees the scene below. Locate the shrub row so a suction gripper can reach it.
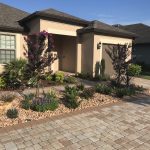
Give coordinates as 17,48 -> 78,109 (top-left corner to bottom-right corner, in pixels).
0,59 -> 77,90
95,83 -> 138,98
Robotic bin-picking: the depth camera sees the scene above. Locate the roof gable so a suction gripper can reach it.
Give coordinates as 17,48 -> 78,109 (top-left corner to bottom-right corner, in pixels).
20,8 -> 89,26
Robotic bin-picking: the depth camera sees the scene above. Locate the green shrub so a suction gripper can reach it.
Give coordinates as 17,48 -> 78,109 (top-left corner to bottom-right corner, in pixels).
53,71 -> 64,83
65,86 -> 78,94
110,79 -> 118,87
0,93 -> 16,102
43,90 -> 57,99
22,100 -> 31,110
6,108 -> 18,119
30,91 -> 58,112
2,59 -> 27,89
81,88 -> 95,99
45,73 -> 53,82
76,83 -> 85,91
114,87 -> 136,98
22,93 -> 35,110
64,76 -> 77,83
32,100 -> 58,112
76,73 -> 92,80
0,77 -> 6,89
125,88 -> 136,96
128,64 -> 142,76
64,86 -> 80,109
115,88 -> 127,98
135,61 -> 150,72
100,59 -> 105,76
95,75 -> 110,81
95,84 -> 112,95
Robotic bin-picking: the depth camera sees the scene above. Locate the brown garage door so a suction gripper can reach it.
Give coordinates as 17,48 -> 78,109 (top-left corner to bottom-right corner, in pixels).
102,44 -> 115,76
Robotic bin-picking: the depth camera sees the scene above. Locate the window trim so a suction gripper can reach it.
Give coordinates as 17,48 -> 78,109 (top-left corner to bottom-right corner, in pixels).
0,34 -> 16,64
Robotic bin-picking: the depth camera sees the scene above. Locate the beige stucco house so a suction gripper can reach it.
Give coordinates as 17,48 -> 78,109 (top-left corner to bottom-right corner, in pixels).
0,3 -> 136,76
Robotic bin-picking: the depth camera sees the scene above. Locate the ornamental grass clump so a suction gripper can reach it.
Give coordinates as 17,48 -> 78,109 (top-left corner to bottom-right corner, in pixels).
6,108 -> 18,119
21,93 -> 35,110
0,93 -> 16,102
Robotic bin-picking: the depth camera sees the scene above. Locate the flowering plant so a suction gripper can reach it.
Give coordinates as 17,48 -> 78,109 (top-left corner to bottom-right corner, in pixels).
24,31 -> 57,97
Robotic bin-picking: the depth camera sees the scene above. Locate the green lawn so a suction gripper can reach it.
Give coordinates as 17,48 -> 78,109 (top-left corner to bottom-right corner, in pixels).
139,72 -> 150,80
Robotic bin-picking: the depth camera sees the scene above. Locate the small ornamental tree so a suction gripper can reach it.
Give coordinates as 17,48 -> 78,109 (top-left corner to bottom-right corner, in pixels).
24,31 -> 57,97
106,44 -> 132,86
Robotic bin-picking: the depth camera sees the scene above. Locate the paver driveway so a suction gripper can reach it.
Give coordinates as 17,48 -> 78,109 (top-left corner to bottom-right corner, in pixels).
0,96 -> 150,150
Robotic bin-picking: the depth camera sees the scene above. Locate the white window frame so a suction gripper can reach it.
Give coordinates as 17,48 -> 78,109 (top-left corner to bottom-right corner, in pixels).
0,34 -> 16,64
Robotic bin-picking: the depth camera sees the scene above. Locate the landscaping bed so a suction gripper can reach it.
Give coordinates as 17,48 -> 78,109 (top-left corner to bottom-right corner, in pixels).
0,90 -> 120,128
0,83 -> 149,128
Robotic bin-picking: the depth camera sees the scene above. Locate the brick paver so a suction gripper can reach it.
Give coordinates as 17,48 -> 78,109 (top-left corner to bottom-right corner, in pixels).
0,98 -> 150,150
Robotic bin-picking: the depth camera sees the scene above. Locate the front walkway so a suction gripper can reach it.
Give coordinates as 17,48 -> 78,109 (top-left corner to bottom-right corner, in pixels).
0,96 -> 150,150
23,78 -> 96,94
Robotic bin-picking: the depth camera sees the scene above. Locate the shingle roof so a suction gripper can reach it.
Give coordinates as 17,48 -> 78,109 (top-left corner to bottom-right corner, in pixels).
0,3 -> 138,39
20,8 -> 89,26
0,3 -> 29,32
118,23 -> 150,44
77,20 -> 137,38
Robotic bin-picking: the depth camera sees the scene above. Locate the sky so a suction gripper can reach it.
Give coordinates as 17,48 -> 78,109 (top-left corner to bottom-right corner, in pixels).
0,0 -> 150,25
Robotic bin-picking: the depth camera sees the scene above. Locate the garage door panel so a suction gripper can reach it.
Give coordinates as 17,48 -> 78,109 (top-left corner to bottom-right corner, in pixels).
102,44 -> 115,76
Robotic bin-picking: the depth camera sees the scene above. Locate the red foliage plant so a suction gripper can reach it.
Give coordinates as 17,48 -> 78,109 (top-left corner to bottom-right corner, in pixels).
24,31 -> 57,96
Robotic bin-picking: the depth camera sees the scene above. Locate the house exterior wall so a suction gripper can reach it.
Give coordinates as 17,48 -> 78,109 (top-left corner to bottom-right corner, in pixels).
80,33 -> 94,75
39,19 -> 82,73
75,33 -> 133,76
26,18 -> 40,33
0,19 -> 133,76
133,44 -> 150,65
0,31 -> 25,73
40,19 -> 83,36
93,35 -> 132,76
53,35 -> 77,73
60,36 -> 76,72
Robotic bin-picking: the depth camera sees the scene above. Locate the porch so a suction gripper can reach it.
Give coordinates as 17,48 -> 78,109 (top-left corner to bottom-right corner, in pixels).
52,34 -> 77,73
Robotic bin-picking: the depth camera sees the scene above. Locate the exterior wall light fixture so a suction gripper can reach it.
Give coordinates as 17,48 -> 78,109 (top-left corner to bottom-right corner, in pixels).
97,42 -> 101,50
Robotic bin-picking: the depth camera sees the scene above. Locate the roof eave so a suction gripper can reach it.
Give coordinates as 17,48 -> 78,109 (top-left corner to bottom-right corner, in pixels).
19,12 -> 89,26
77,28 -> 136,39
0,25 -> 25,33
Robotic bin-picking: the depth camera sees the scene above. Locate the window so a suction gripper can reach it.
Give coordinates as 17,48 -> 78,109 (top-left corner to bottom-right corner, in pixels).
0,34 -> 16,63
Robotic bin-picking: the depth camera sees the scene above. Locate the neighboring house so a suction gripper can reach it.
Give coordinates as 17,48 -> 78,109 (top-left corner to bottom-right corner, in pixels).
0,3 -> 136,76
115,23 -> 150,65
